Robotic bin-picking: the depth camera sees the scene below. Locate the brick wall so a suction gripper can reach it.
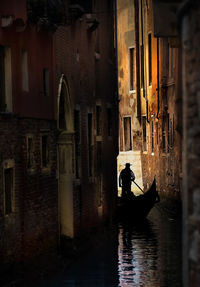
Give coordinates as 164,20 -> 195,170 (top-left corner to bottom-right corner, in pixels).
55,0 -> 117,235
0,115 -> 58,263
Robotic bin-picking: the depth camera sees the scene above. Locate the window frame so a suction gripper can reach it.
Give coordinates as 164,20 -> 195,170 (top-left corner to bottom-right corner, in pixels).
3,159 -> 15,216
123,116 -> 132,151
129,47 -> 136,92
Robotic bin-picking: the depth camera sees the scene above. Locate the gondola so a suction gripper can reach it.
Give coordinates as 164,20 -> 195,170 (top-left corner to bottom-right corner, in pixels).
117,178 -> 160,221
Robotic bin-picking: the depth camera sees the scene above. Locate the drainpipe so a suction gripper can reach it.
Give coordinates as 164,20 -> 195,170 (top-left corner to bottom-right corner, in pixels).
156,37 -> 160,119
140,0 -> 148,123
134,0 -> 141,123
113,0 -> 119,219
114,0 -> 119,154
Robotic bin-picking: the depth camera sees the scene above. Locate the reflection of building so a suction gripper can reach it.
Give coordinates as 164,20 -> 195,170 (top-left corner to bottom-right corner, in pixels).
117,0 -> 182,197
0,0 -> 117,268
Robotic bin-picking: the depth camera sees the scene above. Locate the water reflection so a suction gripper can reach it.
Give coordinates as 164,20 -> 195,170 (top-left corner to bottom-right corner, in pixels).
27,207 -> 181,286
118,208 -> 181,287
118,219 -> 158,286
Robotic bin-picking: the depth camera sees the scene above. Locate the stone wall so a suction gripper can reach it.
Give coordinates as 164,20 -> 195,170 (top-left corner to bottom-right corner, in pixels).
0,115 -> 58,264
180,1 -> 200,285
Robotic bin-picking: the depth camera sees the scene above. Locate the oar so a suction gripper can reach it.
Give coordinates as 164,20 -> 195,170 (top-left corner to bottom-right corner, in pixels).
133,181 -> 144,193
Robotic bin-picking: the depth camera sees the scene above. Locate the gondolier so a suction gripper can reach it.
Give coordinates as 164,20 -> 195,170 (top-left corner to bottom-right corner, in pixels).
119,163 -> 135,199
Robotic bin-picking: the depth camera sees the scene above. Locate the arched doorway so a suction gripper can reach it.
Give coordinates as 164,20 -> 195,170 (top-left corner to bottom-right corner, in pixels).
57,75 -> 74,238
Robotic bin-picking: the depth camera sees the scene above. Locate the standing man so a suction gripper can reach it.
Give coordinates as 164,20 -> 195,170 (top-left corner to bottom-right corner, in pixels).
119,163 -> 135,199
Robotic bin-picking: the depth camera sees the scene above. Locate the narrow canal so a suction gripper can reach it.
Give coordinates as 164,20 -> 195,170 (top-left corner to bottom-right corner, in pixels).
29,205 -> 182,287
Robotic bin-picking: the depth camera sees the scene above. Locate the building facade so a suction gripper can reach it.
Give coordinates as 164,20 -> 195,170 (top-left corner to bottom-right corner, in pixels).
117,0 -> 182,198
0,0 -> 118,268
54,0 -> 118,240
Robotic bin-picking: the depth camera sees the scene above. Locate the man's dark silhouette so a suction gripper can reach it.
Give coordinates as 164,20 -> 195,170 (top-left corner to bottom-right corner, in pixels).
119,163 -> 135,199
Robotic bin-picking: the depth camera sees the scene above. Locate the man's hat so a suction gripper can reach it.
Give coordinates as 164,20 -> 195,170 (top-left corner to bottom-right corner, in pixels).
125,163 -> 131,167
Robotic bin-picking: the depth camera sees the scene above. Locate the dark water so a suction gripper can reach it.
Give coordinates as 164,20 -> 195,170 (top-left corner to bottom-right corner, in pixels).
28,206 -> 182,287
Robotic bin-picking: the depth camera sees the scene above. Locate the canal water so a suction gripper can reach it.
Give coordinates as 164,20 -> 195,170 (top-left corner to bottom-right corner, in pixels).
29,206 -> 182,287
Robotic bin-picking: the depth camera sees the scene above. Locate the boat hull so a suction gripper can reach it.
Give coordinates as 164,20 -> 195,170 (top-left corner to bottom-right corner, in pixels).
117,179 -> 159,221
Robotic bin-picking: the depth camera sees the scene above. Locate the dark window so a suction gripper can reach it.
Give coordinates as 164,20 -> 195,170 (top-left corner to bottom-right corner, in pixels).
27,137 -> 34,169
129,48 -> 135,91
140,45 -> 144,89
70,0 -> 92,12
151,120 -> 154,153
142,116 -> 147,151
96,105 -> 102,136
22,50 -> 29,92
0,46 -> 6,111
0,46 -> 12,112
59,85 -> 66,130
4,168 -> 13,215
124,117 -> 132,151
74,110 -> 81,179
96,142 -> 102,206
43,68 -> 49,96
148,33 -> 152,85
88,113 -> 93,176
107,107 -> 112,136
156,121 -> 159,145
162,116 -> 166,153
167,113 -> 170,153
42,135 -> 49,167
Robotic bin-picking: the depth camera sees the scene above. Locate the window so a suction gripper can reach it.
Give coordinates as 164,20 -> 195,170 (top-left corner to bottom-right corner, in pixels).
96,142 -> 102,206
162,116 -> 166,153
167,113 -> 170,153
41,135 -> 49,168
4,167 -> 14,215
169,47 -> 174,79
22,50 -> 29,92
156,121 -> 159,145
129,47 -> 135,91
27,136 -> 34,169
74,110 -> 81,179
70,0 -> 93,12
107,107 -> 112,137
151,119 -> 154,153
43,68 -> 49,96
142,116 -> 147,151
88,113 -> 93,176
123,117 -> 132,151
148,33 -> 152,86
140,45 -> 144,89
96,105 -> 102,136
0,46 -> 12,112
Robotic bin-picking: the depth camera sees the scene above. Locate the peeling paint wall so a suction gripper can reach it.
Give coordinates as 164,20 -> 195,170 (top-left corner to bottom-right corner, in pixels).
117,0 -> 143,195
117,0 -> 182,198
